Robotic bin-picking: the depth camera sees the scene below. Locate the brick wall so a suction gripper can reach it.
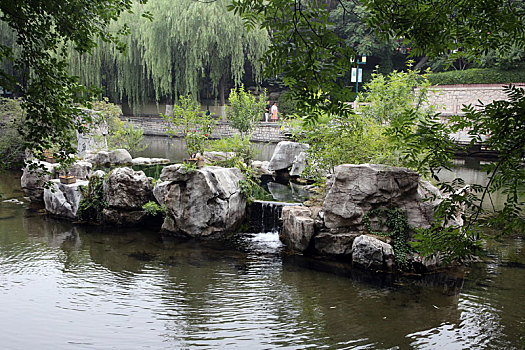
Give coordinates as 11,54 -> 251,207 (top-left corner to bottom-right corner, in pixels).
123,116 -> 288,143
422,83 -> 525,115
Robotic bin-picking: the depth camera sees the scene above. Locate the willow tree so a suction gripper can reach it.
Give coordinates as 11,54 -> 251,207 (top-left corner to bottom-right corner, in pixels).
68,0 -> 270,111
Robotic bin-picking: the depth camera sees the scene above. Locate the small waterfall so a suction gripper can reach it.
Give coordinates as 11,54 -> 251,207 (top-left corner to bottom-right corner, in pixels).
247,200 -> 301,233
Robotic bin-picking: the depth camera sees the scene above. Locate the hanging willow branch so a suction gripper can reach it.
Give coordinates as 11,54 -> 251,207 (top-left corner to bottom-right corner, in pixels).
65,0 -> 270,112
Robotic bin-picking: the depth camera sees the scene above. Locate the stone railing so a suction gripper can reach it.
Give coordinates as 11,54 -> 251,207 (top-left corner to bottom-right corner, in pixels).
122,115 -> 288,143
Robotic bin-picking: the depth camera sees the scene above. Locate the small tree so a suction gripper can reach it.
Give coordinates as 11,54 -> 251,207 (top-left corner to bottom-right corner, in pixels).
357,63 -> 437,124
226,86 -> 267,138
163,95 -> 215,159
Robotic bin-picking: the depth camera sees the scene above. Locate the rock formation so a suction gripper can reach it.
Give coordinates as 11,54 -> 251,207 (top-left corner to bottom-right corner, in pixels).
153,164 -> 245,238
280,164 -> 443,272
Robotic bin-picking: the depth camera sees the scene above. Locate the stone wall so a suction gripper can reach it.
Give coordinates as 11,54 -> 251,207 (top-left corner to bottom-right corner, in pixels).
422,83 -> 525,115
123,116 -> 287,143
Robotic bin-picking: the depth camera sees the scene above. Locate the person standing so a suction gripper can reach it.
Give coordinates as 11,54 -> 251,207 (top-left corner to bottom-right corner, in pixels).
265,100 -> 271,122
270,102 -> 279,122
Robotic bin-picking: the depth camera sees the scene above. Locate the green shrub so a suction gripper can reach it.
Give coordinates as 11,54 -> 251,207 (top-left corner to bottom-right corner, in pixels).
226,85 -> 267,137
77,175 -> 107,223
427,67 -> 525,85
142,201 -> 167,217
163,95 -> 215,159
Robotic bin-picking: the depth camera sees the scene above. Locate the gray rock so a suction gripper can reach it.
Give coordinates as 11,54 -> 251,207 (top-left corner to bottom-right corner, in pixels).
411,253 -> 441,272
44,179 -> 88,219
280,206 -> 315,252
103,167 -> 153,210
109,149 -> 133,165
314,232 -> 359,256
21,161 -> 60,202
92,151 -> 110,165
154,165 -> 246,238
91,170 -> 106,178
268,141 -> 309,171
352,235 -> 395,271
76,108 -> 108,157
290,151 -> 307,177
323,164 -> 430,231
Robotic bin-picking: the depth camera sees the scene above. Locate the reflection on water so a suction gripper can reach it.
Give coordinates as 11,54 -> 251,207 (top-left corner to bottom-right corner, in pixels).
1,166 -> 524,349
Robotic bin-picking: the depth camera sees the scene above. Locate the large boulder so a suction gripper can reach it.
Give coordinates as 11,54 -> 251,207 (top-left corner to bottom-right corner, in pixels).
323,164 -> 433,231
21,161 -> 60,202
352,235 -> 395,271
280,206 -> 315,252
44,179 -> 88,219
103,167 -> 153,210
201,151 -> 236,164
109,149 -> 133,165
268,141 -> 309,172
153,164 -> 246,238
250,160 -> 274,176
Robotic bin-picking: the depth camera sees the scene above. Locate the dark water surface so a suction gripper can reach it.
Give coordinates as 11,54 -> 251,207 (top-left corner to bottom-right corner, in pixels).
1,162 -> 524,348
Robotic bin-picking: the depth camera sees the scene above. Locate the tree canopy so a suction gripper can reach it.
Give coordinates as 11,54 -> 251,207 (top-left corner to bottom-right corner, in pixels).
363,0 -> 525,61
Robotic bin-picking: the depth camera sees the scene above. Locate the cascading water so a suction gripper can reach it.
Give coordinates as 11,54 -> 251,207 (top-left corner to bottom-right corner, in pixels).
243,200 -> 301,254
247,200 -> 300,234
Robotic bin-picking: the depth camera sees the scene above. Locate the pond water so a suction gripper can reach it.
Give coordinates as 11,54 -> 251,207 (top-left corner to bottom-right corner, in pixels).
1,151 -> 524,349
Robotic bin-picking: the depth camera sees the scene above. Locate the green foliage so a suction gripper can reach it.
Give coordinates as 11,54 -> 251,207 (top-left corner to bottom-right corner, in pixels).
358,64 -> 437,123
236,161 -> 272,203
206,134 -> 258,165
77,175 -> 107,223
0,98 -> 26,169
455,85 -> 525,230
277,91 -> 298,118
363,207 -> 412,269
427,67 -> 525,85
229,0 -> 356,124
0,0 -> 146,168
226,86 -> 267,137
142,201 -> 167,217
163,95 -> 215,159
359,65 -> 457,178
90,99 -> 146,155
363,0 -> 525,60
410,225 -> 482,265
283,106 -> 398,183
